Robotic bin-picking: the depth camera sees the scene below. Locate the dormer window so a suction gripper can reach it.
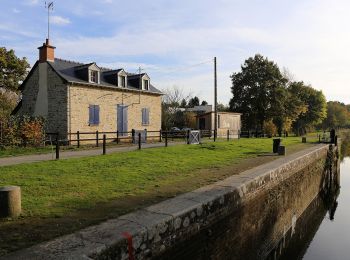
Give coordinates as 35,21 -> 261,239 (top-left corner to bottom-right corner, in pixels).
143,79 -> 149,90
90,70 -> 99,83
119,75 -> 126,87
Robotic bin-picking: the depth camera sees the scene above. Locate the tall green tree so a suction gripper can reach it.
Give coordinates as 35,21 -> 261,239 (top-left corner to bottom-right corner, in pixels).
0,47 -> 30,92
229,54 -> 287,130
322,101 -> 350,129
188,96 -> 200,107
0,47 -> 30,120
289,82 -> 327,135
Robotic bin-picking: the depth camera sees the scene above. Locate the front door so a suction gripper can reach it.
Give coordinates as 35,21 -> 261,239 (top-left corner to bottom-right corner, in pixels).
117,105 -> 128,135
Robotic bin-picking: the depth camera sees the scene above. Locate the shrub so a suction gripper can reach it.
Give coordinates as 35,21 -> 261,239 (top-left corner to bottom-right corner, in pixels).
0,116 -> 45,148
263,120 -> 277,138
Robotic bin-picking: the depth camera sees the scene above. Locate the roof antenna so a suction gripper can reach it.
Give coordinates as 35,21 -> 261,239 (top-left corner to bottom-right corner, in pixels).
45,1 -> 54,41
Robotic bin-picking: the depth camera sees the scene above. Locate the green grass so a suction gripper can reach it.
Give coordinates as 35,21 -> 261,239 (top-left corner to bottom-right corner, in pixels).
0,146 -> 54,158
0,137 -> 311,218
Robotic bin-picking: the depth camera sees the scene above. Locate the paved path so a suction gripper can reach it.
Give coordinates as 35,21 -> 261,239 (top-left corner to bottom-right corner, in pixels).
0,142 -> 180,167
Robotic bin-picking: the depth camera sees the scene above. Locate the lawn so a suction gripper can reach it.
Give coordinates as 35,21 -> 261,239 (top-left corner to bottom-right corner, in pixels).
0,146 -> 54,158
0,136 -> 317,255
0,137 -> 312,218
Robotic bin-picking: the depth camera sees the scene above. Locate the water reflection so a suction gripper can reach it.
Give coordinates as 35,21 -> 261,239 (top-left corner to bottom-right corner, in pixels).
273,133 -> 350,260
301,156 -> 350,260
267,175 -> 340,260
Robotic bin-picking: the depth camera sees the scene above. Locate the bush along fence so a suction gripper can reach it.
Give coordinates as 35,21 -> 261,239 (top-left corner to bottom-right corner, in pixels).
0,116 -> 45,148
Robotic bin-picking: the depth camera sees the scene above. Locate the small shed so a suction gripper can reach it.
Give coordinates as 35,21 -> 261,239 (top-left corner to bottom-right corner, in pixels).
196,111 -> 241,138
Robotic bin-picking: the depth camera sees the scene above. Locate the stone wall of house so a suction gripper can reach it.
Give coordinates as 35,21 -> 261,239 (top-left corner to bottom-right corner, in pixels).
17,65 -> 40,116
46,65 -> 68,139
68,84 -> 162,139
16,63 -> 68,139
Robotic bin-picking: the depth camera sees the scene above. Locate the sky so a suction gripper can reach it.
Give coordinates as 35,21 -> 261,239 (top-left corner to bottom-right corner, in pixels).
1,0 -> 350,105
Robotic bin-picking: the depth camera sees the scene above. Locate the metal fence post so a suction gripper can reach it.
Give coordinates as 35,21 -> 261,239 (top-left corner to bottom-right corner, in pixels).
227,129 -> 230,141
138,132 -> 141,150
214,129 -> 216,142
55,137 -> 60,160
116,130 -> 119,144
96,131 -> 99,147
159,129 -> 162,142
77,131 -> 80,148
103,134 -> 106,155
165,132 -> 168,147
187,130 -> 190,144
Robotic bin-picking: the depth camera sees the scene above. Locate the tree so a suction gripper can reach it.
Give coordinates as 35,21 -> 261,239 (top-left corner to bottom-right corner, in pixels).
290,82 -> 327,135
201,100 -> 208,106
0,47 -> 30,92
0,90 -> 18,120
0,47 -> 29,121
161,86 -> 191,129
322,101 -> 350,129
180,99 -> 187,108
229,54 -> 287,130
188,96 -> 200,107
217,103 -> 229,112
273,82 -> 308,136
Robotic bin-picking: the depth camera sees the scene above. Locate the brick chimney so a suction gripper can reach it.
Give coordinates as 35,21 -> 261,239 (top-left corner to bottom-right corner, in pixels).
38,38 -> 55,62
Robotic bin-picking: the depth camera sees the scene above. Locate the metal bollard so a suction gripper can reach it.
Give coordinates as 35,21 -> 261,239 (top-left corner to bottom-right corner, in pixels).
103,134 -> 106,155
96,131 -> 99,147
138,132 -> 141,150
55,138 -> 60,160
77,131 -> 80,148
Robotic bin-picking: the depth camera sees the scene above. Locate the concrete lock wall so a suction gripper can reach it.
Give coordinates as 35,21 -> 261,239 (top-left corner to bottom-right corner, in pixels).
2,143 -> 340,260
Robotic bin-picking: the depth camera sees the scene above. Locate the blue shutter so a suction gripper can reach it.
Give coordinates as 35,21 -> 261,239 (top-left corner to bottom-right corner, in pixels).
123,106 -> 128,132
89,105 -> 94,125
142,108 -> 145,125
145,108 -> 150,125
94,105 -> 100,125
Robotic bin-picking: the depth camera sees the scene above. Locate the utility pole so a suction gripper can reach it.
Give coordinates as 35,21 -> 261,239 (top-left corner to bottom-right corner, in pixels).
214,57 -> 218,138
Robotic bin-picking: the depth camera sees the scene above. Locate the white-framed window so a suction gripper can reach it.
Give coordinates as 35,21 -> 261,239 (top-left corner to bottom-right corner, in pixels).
90,70 -> 99,83
119,75 -> 126,87
142,108 -> 150,125
143,79 -> 149,90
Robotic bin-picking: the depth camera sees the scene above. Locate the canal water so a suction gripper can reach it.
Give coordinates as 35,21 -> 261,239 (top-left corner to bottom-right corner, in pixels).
269,139 -> 350,260
285,152 -> 350,260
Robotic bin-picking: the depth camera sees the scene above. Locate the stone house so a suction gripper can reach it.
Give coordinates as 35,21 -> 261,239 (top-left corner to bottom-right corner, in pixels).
13,39 -> 163,140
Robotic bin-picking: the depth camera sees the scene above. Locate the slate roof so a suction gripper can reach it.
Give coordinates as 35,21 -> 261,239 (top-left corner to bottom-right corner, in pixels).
47,58 -> 162,94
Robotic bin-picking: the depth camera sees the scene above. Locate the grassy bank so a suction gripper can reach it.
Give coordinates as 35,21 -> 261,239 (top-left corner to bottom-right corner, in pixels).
0,137 -> 314,218
0,137 -> 316,255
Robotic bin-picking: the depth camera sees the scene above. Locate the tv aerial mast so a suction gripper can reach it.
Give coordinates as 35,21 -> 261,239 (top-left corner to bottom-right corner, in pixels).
45,1 -> 54,40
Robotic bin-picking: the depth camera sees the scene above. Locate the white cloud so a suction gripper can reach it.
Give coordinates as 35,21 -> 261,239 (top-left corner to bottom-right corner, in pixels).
13,8 -> 21,13
8,0 -> 350,105
24,0 -> 39,5
51,16 -> 71,25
